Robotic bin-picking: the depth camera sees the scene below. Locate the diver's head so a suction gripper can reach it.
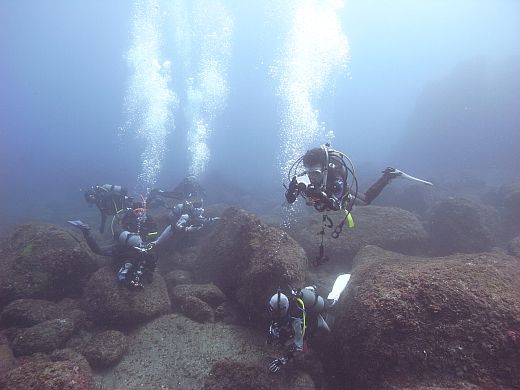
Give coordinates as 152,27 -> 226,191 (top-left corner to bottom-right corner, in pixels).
268,292 -> 289,318
303,147 -> 327,186
84,189 -> 96,204
131,201 -> 146,221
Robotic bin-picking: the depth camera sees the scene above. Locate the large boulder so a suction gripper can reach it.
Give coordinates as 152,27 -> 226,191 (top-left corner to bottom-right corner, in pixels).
0,352 -> 95,390
196,207 -> 307,321
82,267 -> 171,326
333,245 -> 520,389
270,205 -> 429,269
202,359 -> 316,390
0,223 -> 98,310
10,318 -> 75,356
170,283 -> 227,323
170,283 -> 226,308
1,299 -> 62,328
428,197 -> 501,255
81,330 -> 128,369
0,298 -> 87,333
177,296 -> 215,323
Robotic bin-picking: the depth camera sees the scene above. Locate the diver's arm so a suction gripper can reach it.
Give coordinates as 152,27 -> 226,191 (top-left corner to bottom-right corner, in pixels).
154,225 -> 172,247
356,171 -> 393,205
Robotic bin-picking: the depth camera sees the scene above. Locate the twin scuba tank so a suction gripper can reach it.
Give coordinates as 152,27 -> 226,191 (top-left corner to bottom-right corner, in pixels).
296,286 -> 326,314
99,184 -> 127,196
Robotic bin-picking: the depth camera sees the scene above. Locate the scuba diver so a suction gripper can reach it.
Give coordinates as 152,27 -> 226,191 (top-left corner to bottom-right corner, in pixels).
285,144 -> 433,264
118,200 -> 159,244
152,198 -> 220,246
84,184 -> 131,234
267,274 -> 351,372
285,144 -> 408,212
68,203 -> 158,289
147,176 -> 206,209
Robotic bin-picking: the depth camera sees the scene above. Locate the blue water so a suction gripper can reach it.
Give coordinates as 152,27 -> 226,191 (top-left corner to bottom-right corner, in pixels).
1,0 -> 519,232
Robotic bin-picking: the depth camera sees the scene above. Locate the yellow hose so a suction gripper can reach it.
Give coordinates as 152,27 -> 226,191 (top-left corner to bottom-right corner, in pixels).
296,298 -> 306,338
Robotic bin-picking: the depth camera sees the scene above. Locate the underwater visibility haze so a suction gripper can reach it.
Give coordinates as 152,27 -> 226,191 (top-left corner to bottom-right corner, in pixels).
1,1 -> 520,389
1,0 -> 519,228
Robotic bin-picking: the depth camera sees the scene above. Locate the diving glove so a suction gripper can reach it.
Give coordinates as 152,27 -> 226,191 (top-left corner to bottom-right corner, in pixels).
185,225 -> 202,232
288,176 -> 298,193
269,357 -> 288,373
382,167 -> 403,179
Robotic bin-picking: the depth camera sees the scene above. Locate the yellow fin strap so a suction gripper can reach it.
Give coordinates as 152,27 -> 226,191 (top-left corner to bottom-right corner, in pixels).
347,212 -> 355,228
296,298 -> 306,337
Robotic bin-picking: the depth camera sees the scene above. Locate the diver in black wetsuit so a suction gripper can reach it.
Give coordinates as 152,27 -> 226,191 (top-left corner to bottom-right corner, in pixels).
147,176 -> 206,209
83,184 -> 131,234
68,201 -> 158,289
267,274 -> 351,372
285,144 -> 402,213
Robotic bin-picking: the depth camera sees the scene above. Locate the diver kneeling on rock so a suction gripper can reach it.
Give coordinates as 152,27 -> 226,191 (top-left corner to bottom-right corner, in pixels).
67,214 -> 157,290
267,274 -> 351,372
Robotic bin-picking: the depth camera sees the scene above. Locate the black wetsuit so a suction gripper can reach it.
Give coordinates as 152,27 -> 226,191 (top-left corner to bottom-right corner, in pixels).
286,161 -> 393,212
92,185 -> 128,233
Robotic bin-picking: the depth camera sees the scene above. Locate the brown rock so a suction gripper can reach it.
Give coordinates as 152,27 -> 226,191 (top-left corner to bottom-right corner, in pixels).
334,245 -> 520,389
11,318 -> 75,356
0,353 -> 95,390
82,266 -> 171,326
171,283 -> 226,307
82,330 -> 128,369
179,296 -> 215,323
0,223 -> 98,310
196,207 -> 306,322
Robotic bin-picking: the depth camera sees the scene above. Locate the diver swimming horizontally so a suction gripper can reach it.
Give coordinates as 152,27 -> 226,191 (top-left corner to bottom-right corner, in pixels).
284,143 -> 433,265
152,197 -> 220,246
147,175 -> 206,210
285,144 -> 432,213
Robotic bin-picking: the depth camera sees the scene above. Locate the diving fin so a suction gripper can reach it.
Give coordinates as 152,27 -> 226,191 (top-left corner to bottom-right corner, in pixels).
327,273 -> 351,305
393,169 -> 433,186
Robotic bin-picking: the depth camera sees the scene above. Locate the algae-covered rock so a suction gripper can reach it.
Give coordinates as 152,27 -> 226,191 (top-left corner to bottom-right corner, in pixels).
0,223 -> 98,310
